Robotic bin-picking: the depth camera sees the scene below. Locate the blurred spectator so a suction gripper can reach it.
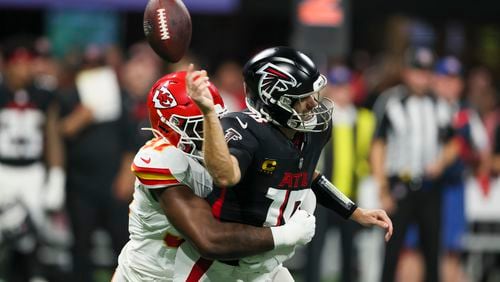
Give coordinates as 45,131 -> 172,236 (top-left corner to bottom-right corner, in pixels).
104,44 -> 125,76
0,49 -> 3,82
121,42 -> 161,149
0,35 -> 65,282
32,37 -> 60,91
57,45 -> 135,282
433,56 -> 489,282
305,65 -> 376,282
349,50 -> 371,107
465,66 -> 499,144
166,51 -> 199,73
213,60 -> 246,112
483,125 -> 500,281
364,53 -> 403,110
399,56 -> 490,282
371,47 -> 457,282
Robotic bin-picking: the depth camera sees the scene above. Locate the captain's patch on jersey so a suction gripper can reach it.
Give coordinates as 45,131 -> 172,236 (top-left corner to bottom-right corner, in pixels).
260,159 -> 277,175
224,128 -> 242,142
152,82 -> 177,109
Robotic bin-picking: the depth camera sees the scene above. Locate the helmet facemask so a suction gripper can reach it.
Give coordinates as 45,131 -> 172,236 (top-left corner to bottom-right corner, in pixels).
279,78 -> 334,132
157,103 -> 226,160
246,73 -> 334,132
285,94 -> 334,132
167,113 -> 203,157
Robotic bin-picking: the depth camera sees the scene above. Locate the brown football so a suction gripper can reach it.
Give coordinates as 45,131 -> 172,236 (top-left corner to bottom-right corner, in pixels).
143,0 -> 192,63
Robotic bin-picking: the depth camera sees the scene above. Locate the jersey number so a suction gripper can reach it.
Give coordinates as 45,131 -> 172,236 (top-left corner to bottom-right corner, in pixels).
0,109 -> 44,159
264,187 -> 310,226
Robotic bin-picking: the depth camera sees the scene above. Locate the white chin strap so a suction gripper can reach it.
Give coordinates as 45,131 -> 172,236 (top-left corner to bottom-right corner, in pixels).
302,115 -> 318,130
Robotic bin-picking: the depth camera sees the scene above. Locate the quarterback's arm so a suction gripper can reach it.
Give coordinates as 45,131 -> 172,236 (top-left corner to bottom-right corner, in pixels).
185,65 -> 241,187
153,186 -> 315,260
202,110 -> 241,187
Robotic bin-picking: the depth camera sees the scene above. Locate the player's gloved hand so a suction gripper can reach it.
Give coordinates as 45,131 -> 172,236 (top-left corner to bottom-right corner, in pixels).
301,190 -> 316,214
270,210 -> 315,248
237,246 -> 296,274
43,167 -> 66,211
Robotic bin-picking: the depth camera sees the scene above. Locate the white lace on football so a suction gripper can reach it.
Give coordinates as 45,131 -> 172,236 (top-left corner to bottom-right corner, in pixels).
156,8 -> 171,41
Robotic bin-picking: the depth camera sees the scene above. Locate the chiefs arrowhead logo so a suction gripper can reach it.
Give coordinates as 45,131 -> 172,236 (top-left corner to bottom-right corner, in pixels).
152,82 -> 178,109
256,63 -> 298,103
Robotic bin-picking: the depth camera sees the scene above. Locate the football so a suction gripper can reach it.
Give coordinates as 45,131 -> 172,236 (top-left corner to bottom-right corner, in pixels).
143,0 -> 192,63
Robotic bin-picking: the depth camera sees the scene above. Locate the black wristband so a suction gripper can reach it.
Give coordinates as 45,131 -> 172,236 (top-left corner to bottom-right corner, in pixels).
311,174 -> 358,219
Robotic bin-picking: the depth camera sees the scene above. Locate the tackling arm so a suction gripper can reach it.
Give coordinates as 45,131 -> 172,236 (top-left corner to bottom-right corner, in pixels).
154,185 -> 315,260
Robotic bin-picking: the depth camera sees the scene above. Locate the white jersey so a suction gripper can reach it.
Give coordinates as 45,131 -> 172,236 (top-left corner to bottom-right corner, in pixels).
115,138 -> 213,282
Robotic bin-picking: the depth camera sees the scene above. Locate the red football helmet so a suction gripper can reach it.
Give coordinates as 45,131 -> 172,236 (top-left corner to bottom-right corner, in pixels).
147,71 -> 226,158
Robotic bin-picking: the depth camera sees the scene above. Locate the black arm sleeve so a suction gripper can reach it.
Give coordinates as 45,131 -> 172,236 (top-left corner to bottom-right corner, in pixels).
311,174 -> 358,219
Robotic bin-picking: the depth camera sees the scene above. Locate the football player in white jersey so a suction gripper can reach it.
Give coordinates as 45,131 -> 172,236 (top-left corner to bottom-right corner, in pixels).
113,71 -> 316,282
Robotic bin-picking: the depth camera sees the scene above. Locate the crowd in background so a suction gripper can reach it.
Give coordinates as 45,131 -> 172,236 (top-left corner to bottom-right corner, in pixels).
0,14 -> 499,282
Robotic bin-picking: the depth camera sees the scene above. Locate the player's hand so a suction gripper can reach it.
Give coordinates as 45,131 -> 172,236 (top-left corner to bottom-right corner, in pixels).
287,210 -> 316,245
43,167 -> 66,211
271,210 -> 316,248
186,64 -> 214,115
351,207 -> 393,242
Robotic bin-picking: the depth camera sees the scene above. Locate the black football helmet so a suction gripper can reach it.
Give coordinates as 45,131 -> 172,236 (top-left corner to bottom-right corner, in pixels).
243,46 -> 333,132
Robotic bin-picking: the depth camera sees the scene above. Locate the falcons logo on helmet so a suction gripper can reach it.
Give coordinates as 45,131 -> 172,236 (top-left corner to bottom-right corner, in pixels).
256,63 -> 297,103
152,82 -> 178,109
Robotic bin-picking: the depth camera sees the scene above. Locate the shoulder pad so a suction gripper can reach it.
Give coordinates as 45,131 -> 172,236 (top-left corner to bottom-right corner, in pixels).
131,138 -> 188,188
224,111 -> 267,129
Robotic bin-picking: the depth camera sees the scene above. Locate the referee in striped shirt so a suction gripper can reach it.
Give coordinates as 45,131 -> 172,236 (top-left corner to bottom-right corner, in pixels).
371,47 -> 458,282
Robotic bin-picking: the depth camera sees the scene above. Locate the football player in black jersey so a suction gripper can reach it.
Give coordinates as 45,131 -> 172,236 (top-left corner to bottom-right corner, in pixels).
187,47 -> 393,277
0,36 -> 65,282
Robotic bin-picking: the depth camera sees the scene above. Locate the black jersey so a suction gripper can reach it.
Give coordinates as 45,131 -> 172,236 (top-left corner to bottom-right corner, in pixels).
207,111 -> 331,227
0,82 -> 55,165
